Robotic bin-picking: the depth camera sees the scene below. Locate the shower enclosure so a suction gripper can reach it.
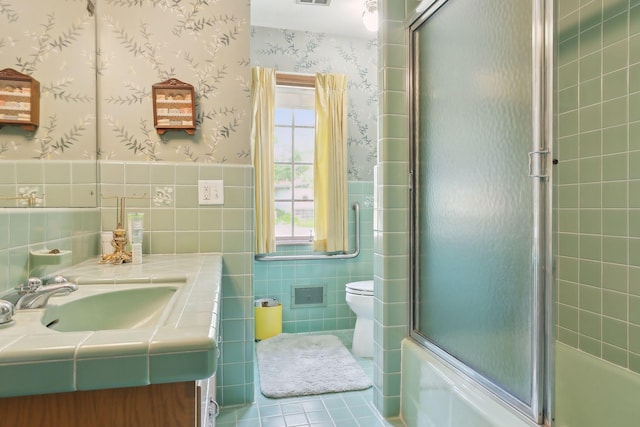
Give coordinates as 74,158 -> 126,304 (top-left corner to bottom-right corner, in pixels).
408,0 -> 553,424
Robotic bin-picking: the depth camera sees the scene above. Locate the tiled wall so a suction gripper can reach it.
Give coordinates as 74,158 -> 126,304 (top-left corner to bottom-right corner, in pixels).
0,160 -> 97,208
99,161 -> 254,406
253,181 -> 374,334
374,0 -> 410,418
0,209 -> 100,295
556,0 -> 640,373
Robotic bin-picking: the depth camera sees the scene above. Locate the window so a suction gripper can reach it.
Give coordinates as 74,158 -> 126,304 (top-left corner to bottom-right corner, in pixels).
273,83 -> 315,242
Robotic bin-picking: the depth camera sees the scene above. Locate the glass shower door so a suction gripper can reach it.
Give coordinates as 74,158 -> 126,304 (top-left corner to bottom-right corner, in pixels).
409,0 -> 551,423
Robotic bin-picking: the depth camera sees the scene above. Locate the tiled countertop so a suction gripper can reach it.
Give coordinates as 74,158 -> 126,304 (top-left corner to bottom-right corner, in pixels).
0,253 -> 222,398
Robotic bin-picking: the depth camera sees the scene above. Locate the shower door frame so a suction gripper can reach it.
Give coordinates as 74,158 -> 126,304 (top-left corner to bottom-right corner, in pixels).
407,0 -> 554,424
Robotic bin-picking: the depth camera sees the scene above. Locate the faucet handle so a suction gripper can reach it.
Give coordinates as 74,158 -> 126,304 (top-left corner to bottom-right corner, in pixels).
17,277 -> 42,293
0,299 -> 15,324
48,275 -> 69,285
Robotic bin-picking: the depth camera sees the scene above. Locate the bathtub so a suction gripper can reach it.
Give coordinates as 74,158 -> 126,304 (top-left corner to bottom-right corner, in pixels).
555,342 -> 640,426
400,338 -> 536,427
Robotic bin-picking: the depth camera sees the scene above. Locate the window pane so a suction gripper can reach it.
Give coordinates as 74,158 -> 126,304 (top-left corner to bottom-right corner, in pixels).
294,127 -> 315,162
275,201 -> 292,237
274,164 -> 292,199
293,201 -> 314,238
294,165 -> 313,200
274,127 -> 292,162
275,108 -> 293,126
294,108 -> 314,126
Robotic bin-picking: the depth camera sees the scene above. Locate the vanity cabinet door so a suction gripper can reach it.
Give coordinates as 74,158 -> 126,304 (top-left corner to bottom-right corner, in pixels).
198,374 -> 218,427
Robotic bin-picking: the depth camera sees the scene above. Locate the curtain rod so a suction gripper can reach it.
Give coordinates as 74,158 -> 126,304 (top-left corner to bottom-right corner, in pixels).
276,72 -> 315,88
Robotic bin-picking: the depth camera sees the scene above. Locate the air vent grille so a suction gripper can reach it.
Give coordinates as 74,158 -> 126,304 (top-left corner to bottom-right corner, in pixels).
296,0 -> 331,5
291,284 -> 327,307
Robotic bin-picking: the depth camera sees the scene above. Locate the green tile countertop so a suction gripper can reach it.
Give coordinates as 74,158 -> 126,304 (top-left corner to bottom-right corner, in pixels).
0,253 -> 222,398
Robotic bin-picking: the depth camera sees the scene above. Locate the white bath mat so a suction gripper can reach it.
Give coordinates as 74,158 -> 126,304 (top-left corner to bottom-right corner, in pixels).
256,333 -> 372,398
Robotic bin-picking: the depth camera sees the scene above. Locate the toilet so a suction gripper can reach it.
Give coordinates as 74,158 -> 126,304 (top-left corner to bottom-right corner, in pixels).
345,280 -> 374,358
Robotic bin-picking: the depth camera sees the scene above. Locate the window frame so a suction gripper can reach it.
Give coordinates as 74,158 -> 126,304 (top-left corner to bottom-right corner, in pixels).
274,72 -> 316,245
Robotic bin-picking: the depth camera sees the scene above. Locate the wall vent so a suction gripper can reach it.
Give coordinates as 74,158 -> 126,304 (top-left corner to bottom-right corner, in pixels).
291,284 -> 327,307
296,0 -> 331,6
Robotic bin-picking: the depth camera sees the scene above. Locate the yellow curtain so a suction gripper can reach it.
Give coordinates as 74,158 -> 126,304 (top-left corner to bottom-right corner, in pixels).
313,73 -> 349,253
250,67 -> 276,254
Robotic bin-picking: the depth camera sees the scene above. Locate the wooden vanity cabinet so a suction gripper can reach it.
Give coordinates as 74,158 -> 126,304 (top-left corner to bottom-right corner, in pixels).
0,381 -> 199,426
0,68 -> 40,131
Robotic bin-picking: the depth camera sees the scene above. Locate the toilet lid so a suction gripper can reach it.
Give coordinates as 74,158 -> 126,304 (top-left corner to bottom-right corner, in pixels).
346,280 -> 373,295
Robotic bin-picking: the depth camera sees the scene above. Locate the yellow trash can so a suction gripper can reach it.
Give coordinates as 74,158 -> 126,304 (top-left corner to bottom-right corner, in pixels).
255,302 -> 282,341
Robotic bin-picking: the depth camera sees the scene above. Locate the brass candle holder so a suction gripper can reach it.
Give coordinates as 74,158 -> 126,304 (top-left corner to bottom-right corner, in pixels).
100,194 -> 147,265
100,226 -> 132,265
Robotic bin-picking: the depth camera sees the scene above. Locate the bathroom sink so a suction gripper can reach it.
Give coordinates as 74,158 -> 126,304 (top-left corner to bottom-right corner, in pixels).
40,285 -> 180,332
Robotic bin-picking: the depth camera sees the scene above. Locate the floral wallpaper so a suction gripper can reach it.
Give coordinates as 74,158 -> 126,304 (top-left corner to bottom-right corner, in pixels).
98,0 -> 250,164
250,26 -> 378,181
0,0 -> 96,160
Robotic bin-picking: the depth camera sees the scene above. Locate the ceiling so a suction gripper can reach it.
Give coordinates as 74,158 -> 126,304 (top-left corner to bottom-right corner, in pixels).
250,0 -> 376,40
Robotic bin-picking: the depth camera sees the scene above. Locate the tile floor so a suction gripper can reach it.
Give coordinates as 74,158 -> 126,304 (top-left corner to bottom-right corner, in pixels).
217,330 -> 405,427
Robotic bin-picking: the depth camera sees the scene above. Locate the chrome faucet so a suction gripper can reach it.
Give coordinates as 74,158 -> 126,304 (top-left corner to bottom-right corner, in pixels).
0,276 -> 78,310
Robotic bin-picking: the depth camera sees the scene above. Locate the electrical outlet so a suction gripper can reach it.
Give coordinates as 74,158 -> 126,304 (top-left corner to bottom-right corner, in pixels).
198,180 -> 224,205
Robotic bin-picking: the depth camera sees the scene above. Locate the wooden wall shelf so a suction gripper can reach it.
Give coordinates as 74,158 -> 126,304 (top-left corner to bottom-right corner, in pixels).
152,78 -> 196,135
0,68 -> 40,131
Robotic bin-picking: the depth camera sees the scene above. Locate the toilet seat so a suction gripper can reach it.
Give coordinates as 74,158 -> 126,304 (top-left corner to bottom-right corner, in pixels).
346,280 -> 373,296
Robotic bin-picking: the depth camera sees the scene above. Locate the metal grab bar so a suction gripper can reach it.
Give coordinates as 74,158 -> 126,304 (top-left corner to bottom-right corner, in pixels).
255,202 -> 360,262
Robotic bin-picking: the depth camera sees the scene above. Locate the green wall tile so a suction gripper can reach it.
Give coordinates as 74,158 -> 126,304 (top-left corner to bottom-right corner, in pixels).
559,62 -> 580,90
580,209 -> 601,234
603,124 -> 628,154
603,97 -> 628,128
631,34 -> 640,64
603,262 -> 628,292
630,295 -> 640,325
602,209 -> 627,236
580,52 -> 602,82
579,309 -> 602,339
580,130 -> 602,157
602,39 -> 628,73
125,163 -> 150,184
579,78 -> 601,107
602,343 -> 628,367
603,317 -> 628,348
559,135 -> 580,160
602,182 -> 626,208
629,324 -> 640,353
580,24 -> 602,56
603,12 -> 629,46
603,290 -> 628,320
603,69 -> 628,101
602,153 -> 628,181
603,236 -> 628,264
559,304 -> 579,332
580,235 -> 602,260
580,334 -> 602,357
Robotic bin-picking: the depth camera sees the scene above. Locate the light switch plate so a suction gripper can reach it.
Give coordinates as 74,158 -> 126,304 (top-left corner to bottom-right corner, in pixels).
198,180 -> 224,205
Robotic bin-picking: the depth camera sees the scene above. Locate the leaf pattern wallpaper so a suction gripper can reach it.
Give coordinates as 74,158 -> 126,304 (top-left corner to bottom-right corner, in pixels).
1,0 -> 376,173
0,0 -> 96,160
98,0 -> 250,163
250,26 -> 378,181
